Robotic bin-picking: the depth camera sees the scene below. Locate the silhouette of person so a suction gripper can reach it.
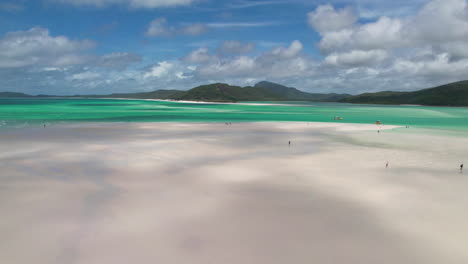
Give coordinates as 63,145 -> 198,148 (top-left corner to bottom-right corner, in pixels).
461,163 -> 464,173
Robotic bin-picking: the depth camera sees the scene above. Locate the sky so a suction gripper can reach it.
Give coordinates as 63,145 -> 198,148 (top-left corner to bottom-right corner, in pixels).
1,0 -> 468,95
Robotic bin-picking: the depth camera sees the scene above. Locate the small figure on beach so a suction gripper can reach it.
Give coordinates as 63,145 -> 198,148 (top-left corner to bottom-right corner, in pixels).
461,163 -> 464,173
377,130 -> 380,133
43,124 -> 46,128
288,140 -> 291,147
386,161 -> 389,168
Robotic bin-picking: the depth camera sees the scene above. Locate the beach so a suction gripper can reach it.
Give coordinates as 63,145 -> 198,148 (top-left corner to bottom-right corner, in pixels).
1,122 -> 467,264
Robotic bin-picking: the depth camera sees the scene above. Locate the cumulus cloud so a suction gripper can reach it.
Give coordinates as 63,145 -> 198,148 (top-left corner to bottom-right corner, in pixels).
146,18 -> 208,37
393,53 -> 468,78
312,0 -> 468,54
51,0 -> 193,8
183,48 -> 214,63
308,5 -> 357,33
270,40 -> 303,59
0,27 -> 94,68
308,0 -> 468,82
4,0 -> 468,96
184,40 -> 313,79
143,61 -> 175,78
146,18 -> 171,37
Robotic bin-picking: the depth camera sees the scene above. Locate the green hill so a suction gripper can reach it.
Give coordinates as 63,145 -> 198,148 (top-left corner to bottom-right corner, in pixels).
176,83 -> 284,102
3,80 -> 468,106
254,81 -> 350,101
340,80 -> 468,106
0,82 -> 351,102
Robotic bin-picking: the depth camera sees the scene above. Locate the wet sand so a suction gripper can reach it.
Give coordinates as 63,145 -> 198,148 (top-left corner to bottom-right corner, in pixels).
0,122 -> 467,264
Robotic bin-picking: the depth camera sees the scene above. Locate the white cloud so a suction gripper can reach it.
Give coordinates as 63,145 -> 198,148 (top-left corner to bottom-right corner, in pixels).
270,40 -> 303,59
308,5 -> 357,33
196,56 -> 256,78
439,42 -> 468,60
313,0 -> 468,54
51,0 -> 193,8
0,27 -> 94,68
183,48 -> 214,63
185,40 -> 313,79
143,61 -> 174,78
146,18 -> 171,37
407,0 -> 468,44
146,18 -> 208,37
392,53 -> 468,77
308,0 -> 468,81
325,50 -> 388,67
68,71 -> 101,81
4,0 -> 468,96
145,20 -> 280,38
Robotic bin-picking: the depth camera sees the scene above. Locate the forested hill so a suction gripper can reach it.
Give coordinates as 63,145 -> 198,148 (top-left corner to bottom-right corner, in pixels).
3,80 -> 468,106
340,81 -> 468,106
0,82 -> 351,102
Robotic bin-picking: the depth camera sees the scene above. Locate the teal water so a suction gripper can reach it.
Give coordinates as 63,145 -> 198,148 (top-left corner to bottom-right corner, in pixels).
1,98 -> 468,131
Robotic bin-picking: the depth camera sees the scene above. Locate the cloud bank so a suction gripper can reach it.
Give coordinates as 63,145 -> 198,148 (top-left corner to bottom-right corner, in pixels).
2,0 -> 468,95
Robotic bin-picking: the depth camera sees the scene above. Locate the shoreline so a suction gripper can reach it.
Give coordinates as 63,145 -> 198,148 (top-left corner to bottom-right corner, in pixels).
0,120 -> 402,132
104,97 -> 305,106
4,96 -> 468,108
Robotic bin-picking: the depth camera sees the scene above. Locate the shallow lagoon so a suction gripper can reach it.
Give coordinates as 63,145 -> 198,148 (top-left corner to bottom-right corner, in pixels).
1,98 -> 468,130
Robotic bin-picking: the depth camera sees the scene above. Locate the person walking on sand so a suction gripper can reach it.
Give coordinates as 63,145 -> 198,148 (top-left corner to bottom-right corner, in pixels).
386,161 -> 389,168
289,141 -> 291,147
461,163 -> 464,173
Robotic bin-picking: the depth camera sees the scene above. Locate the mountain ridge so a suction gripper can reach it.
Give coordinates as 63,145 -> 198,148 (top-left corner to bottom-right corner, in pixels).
2,80 -> 468,106
0,81 -> 350,103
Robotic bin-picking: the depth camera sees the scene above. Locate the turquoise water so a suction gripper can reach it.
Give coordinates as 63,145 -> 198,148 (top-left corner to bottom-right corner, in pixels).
1,98 -> 468,131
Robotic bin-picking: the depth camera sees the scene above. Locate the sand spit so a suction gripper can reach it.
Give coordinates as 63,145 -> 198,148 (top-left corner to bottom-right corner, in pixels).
0,122 -> 467,264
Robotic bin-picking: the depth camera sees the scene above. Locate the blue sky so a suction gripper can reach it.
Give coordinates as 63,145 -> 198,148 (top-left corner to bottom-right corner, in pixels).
1,0 -> 467,95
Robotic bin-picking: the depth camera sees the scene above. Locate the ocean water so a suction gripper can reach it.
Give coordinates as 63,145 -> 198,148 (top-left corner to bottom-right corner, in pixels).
1,98 -> 468,131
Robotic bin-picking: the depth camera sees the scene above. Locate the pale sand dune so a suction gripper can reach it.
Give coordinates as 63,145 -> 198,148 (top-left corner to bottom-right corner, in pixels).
0,122 -> 467,264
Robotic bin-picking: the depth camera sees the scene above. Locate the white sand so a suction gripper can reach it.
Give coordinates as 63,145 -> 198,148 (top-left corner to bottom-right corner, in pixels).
0,122 -> 467,264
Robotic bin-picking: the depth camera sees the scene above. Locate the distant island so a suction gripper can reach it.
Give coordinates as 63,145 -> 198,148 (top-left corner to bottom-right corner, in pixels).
2,80 -> 468,106
0,81 -> 350,103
